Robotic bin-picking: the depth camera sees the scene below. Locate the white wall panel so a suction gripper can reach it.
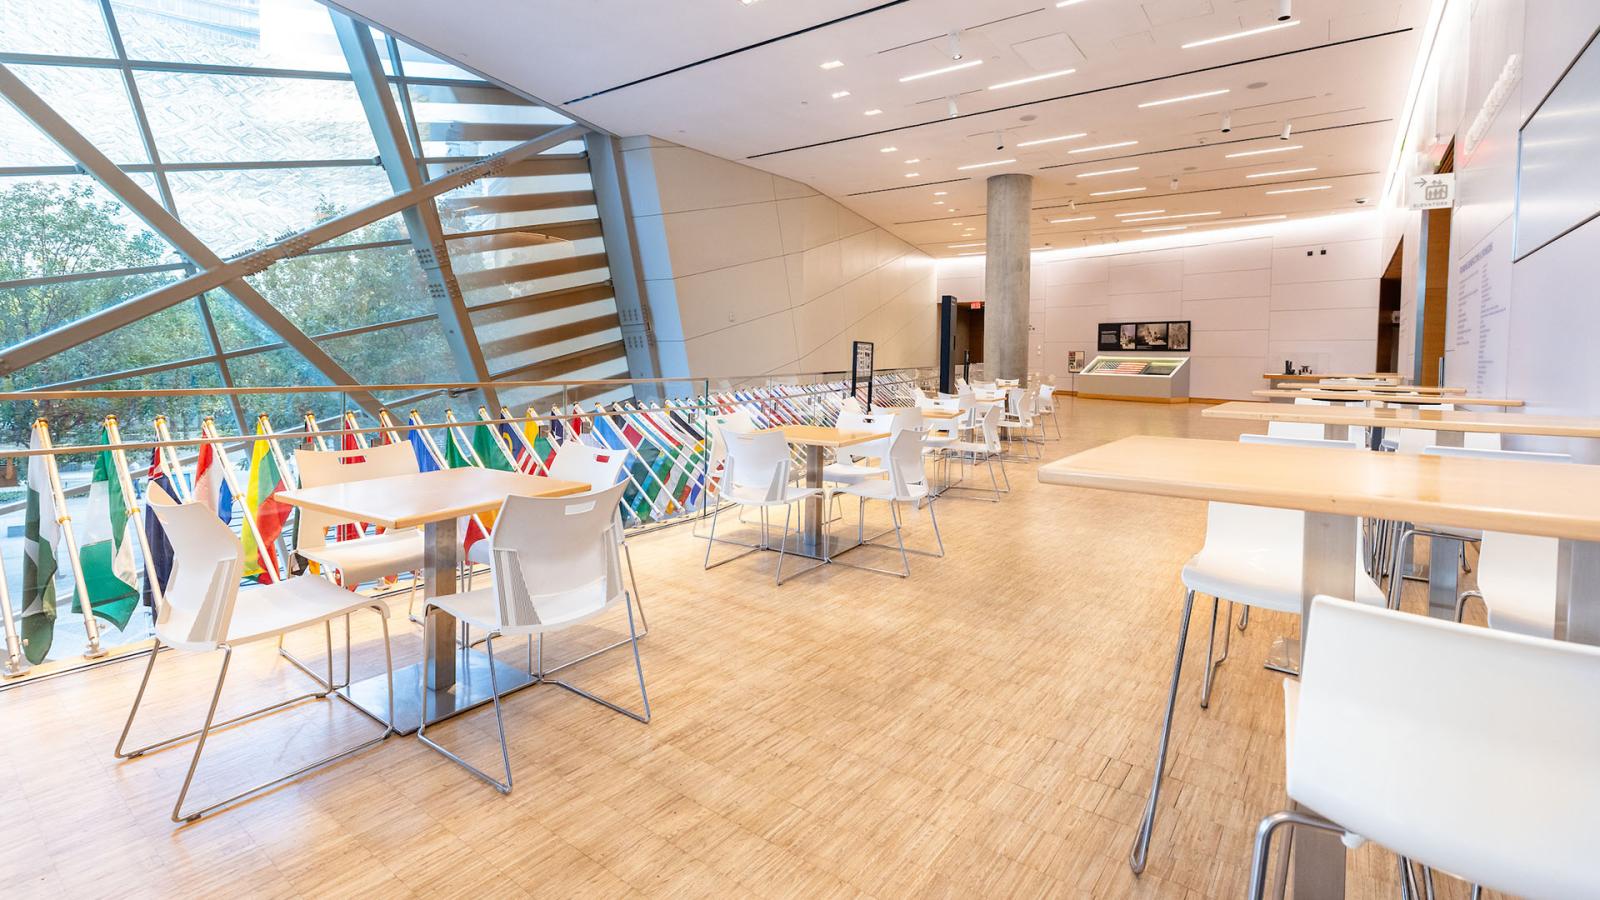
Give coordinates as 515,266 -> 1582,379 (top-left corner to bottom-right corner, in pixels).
1182,237 -> 1272,274
652,202 -> 784,278
1108,290 -> 1183,320
1182,296 -> 1271,331
1183,268 -> 1271,301
1270,279 -> 1381,311
1108,259 -> 1184,294
1271,239 -> 1382,283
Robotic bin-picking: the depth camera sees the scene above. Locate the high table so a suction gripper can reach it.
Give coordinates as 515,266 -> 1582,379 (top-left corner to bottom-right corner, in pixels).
1205,400 -> 1600,445
1253,388 -> 1524,407
761,425 -> 888,559
1040,436 -> 1600,898
279,467 -> 590,733
1307,383 -> 1464,394
1262,372 -> 1402,388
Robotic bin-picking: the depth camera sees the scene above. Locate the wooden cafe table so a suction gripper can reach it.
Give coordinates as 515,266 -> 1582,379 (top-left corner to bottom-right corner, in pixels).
1040,436 -> 1600,898
279,466 -> 589,733
761,424 -> 888,559
1204,400 -> 1600,446
1254,388 -> 1524,407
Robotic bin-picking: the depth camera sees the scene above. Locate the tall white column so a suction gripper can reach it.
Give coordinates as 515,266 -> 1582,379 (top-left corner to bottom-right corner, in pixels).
983,173 -> 1032,384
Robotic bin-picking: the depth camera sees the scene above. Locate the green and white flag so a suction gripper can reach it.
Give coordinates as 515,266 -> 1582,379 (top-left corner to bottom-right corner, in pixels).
20,428 -> 61,664
74,427 -> 138,630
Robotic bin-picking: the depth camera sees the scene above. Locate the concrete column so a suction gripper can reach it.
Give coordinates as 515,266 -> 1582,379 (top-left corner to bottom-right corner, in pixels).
983,173 -> 1032,384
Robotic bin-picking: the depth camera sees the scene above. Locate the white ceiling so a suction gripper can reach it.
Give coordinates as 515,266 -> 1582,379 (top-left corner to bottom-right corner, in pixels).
336,0 -> 1428,256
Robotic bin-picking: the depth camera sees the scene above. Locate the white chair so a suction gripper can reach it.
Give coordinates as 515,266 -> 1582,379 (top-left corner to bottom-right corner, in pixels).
703,429 -> 823,584
1429,446 -> 1572,639
1130,433 -> 1383,874
1036,382 -> 1061,439
470,442 -> 645,674
416,483 -> 647,794
116,499 -> 395,822
824,411 -> 892,487
999,387 -> 1041,458
1248,596 -> 1600,900
293,442 -> 424,588
828,430 -> 944,577
839,395 -> 864,416
943,404 -> 1008,501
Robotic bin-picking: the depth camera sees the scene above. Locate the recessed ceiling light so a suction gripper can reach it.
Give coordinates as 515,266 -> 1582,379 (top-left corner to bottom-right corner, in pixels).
820,60 -> 844,70
988,68 -> 1076,91
1078,166 -> 1139,177
1056,0 -> 1089,6
880,146 -> 898,153
1182,20 -> 1300,50
1215,213 -> 1289,224
1090,186 -> 1147,196
1018,132 -> 1087,147
1069,140 -> 1137,154
1138,88 -> 1230,108
1122,211 -> 1222,223
1226,144 -> 1302,158
905,172 -> 920,178
1265,184 -> 1332,194
1115,209 -> 1165,217
904,158 -> 920,164
956,159 -> 1017,170
1141,225 -> 1189,232
957,251 -> 985,257
899,59 -> 984,83
863,109 -> 883,117
1049,215 -> 1096,223
1246,167 -> 1317,178
830,90 -> 851,100
933,191 -> 948,196
934,200 -> 945,205
949,242 -> 985,248
952,221 -> 964,226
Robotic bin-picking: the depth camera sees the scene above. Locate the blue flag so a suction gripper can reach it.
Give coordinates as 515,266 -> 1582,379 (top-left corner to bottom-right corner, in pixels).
141,450 -> 176,611
408,426 -> 440,473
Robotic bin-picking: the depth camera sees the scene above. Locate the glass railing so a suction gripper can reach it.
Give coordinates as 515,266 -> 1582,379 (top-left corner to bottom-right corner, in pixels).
0,369 -> 934,679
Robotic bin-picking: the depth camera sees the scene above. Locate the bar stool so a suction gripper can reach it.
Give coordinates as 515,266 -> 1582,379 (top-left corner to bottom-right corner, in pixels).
1248,596 -> 1600,899
1129,433 -> 1382,875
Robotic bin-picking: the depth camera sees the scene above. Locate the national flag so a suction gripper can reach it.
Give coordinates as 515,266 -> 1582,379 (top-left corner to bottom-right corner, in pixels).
73,427 -> 139,630
20,429 -> 61,664
498,419 -> 539,474
141,449 -> 176,611
336,426 -> 366,543
587,407 -> 656,519
240,422 -> 291,583
471,422 -> 515,472
406,414 -> 442,473
192,441 -> 235,524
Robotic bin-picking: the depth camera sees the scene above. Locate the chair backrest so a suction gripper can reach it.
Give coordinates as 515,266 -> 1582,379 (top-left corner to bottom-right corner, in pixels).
1240,433 -> 1362,450
1006,387 -> 1033,424
972,403 -> 1002,451
1290,596 -> 1600,897
886,430 -> 930,497
1267,397 -> 1332,440
150,500 -> 244,651
839,396 -> 864,415
293,442 -> 420,549
1205,435 -> 1363,558
723,430 -> 793,501
487,482 -> 631,631
707,410 -> 756,469
838,411 -> 887,462
548,440 -> 627,487
1036,383 -> 1056,412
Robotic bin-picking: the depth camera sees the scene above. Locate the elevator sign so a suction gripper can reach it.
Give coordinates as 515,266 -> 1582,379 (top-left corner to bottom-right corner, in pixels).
1409,173 -> 1455,210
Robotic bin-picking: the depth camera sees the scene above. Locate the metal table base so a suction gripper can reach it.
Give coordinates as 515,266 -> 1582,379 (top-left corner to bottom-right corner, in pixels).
338,649 -> 535,736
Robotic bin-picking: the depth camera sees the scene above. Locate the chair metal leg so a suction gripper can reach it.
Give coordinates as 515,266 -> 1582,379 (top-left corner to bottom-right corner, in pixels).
547,593 -> 652,724
415,611 -> 512,794
1238,605 -> 1250,631
775,503 -> 792,585
1247,809 -> 1346,900
1199,598 -> 1232,709
1456,590 -> 1483,623
1129,589 -> 1196,874
535,540 -> 652,677
928,498 -> 945,557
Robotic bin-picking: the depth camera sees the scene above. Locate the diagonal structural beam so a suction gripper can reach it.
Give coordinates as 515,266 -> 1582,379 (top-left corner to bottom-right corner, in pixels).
0,61 -> 583,385
331,12 -> 498,410
0,62 -> 381,415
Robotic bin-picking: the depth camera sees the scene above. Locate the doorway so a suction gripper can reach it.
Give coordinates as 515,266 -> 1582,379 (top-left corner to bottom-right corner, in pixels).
1415,141 -> 1454,386
954,301 -> 984,374
1377,241 -> 1402,372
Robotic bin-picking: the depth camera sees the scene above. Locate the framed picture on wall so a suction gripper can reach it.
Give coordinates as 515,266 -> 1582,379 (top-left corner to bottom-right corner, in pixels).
1067,350 -> 1086,373
1097,320 -> 1192,353
1168,321 -> 1190,351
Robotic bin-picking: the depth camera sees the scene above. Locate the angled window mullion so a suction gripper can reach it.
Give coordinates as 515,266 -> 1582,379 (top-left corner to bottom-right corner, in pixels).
194,292 -> 248,433
97,0 -> 177,215
386,35 -> 429,163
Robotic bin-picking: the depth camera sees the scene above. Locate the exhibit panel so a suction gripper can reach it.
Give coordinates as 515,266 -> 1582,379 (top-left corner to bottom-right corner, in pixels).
1075,356 -> 1191,403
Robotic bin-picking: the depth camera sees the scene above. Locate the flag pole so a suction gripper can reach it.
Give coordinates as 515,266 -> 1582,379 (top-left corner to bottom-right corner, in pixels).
34,420 -> 106,659
0,550 -> 28,678
377,409 -> 405,445
256,415 -> 296,582
151,415 -> 192,501
342,412 -> 370,449
302,412 -> 330,451
103,416 -> 168,620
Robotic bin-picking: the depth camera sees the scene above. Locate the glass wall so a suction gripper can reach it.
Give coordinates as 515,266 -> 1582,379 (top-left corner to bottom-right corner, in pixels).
0,0 -> 628,664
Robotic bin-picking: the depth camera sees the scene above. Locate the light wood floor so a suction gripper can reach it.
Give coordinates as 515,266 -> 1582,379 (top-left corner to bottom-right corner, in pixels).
0,399 -> 1486,899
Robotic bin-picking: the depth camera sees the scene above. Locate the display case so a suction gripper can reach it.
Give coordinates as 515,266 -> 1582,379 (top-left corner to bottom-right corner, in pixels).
1075,355 -> 1190,402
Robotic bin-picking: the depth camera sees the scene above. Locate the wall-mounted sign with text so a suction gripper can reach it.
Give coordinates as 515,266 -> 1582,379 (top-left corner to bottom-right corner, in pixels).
1409,172 -> 1455,210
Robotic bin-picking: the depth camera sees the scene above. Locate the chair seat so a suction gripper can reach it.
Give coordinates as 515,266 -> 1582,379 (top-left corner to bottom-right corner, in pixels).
425,579 -> 615,636
834,480 -> 929,503
947,440 -> 997,455
193,576 -> 381,647
296,529 -> 423,585
1477,575 -> 1557,639
1182,547 -> 1386,614
921,435 -> 957,449
823,462 -> 886,484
